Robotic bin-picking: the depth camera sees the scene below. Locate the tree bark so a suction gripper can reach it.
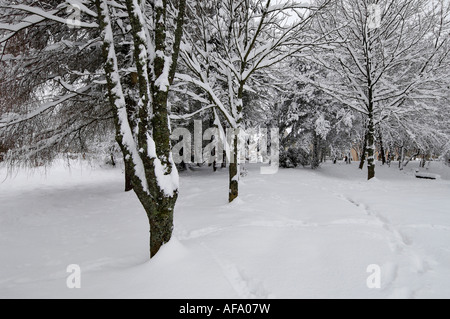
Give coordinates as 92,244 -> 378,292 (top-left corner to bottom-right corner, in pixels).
124,159 -> 133,192
321,147 -> 326,163
367,106 -> 375,180
359,130 -> 368,170
378,127 -> 386,165
222,149 -> 227,168
420,153 -> 426,168
229,133 -> 239,202
149,212 -> 174,257
311,131 -> 320,169
228,81 -> 244,202
399,146 -> 405,170
97,0 -> 185,258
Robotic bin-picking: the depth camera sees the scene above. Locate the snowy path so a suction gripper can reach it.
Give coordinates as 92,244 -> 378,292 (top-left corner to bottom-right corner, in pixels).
173,163 -> 450,298
327,168 -> 450,298
0,161 -> 449,298
336,194 -> 432,298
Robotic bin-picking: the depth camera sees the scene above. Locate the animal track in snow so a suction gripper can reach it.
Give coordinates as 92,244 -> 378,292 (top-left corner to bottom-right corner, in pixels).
335,193 -> 434,298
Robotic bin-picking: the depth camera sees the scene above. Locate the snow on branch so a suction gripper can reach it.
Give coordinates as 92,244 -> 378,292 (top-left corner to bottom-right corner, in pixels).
0,4 -> 98,29
175,72 -> 238,128
0,86 -> 92,130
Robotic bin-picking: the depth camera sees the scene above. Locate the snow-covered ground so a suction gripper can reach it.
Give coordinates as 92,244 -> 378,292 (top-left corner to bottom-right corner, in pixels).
0,159 -> 449,299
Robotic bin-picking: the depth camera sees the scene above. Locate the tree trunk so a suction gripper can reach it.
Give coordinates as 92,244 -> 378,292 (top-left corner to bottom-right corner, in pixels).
346,152 -> 352,164
210,114 -> 218,172
359,130 -> 368,170
110,154 -> 116,166
367,110 -> 375,180
229,133 -> 239,202
0,143 -> 5,162
420,153 -> 426,168
228,80 -> 244,202
148,204 -> 176,257
133,185 -> 177,258
311,131 -> 320,169
321,147 -> 326,163
378,128 -> 386,165
402,150 -> 420,170
124,159 -> 133,192
399,146 -> 405,170
97,0 -> 185,259
222,149 -> 227,168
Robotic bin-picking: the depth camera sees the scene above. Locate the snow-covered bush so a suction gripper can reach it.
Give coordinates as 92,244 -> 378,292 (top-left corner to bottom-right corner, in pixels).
280,147 -> 310,168
0,144 -> 6,162
444,152 -> 450,167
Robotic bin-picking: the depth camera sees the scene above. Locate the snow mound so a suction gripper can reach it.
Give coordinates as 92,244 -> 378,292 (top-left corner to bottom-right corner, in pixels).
151,238 -> 189,264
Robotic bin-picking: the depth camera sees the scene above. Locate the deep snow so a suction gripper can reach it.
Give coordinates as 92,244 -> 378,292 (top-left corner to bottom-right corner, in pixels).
0,159 -> 449,299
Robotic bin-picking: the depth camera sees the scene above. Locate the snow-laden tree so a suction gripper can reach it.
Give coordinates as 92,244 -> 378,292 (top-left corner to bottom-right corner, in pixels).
96,0 -> 187,257
305,0 -> 450,179
381,94 -> 450,169
269,61 -> 356,169
0,0 -> 187,258
177,0 -> 331,202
